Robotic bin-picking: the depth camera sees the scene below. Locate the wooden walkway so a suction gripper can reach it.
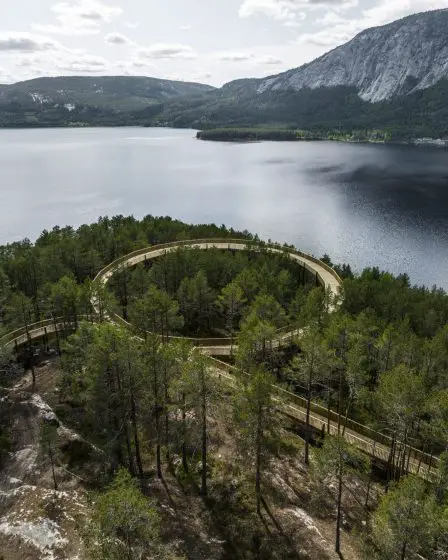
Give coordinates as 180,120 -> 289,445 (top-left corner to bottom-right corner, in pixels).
0,239 -> 438,480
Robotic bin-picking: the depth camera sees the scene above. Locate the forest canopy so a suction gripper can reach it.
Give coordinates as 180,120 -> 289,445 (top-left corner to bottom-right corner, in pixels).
2,214 -> 448,559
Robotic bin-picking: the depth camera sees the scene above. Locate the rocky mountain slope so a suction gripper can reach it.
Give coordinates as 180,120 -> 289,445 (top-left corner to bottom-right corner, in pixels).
0,76 -> 215,112
257,9 -> 448,102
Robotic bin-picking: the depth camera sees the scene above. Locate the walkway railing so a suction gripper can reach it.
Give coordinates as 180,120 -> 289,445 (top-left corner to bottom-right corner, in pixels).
206,355 -> 439,480
93,238 -> 342,347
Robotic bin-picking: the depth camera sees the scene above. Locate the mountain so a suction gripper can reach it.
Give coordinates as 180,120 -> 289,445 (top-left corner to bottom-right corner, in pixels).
256,9 -> 448,102
1,9 -> 448,138
0,76 -> 215,112
152,9 -> 448,139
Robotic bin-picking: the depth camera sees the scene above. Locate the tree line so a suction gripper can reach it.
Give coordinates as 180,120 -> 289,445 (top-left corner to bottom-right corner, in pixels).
0,215 -> 252,334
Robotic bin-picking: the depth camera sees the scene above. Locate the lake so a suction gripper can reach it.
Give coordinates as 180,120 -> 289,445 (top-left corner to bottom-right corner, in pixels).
0,127 -> 447,289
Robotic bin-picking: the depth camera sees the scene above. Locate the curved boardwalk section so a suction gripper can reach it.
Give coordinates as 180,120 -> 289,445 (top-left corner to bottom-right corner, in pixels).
94,239 -> 342,300
93,238 -> 342,350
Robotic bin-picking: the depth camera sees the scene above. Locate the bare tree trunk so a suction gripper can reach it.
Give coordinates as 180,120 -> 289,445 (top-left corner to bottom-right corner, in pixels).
23,301 -> 35,388
52,312 -> 61,358
256,399 -> 262,515
130,390 -> 143,478
416,445 -> 425,475
337,369 -> 343,436
305,379 -> 311,465
164,362 -> 170,459
155,377 -> 162,478
126,342 -> 143,478
114,358 -> 135,475
335,457 -> 343,554
398,430 -> 408,479
201,377 -> 207,496
400,540 -> 407,560
385,433 -> 396,492
182,392 -> 188,471
151,340 -> 162,478
365,441 -> 375,509
124,422 -> 135,476
49,445 -> 58,491
341,396 -> 353,437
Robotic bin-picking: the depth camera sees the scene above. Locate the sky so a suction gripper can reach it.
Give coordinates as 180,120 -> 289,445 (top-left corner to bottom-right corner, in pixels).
1,0 -> 448,86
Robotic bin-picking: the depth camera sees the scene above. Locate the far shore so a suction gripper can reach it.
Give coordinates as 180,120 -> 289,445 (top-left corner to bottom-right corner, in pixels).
196,128 -> 448,148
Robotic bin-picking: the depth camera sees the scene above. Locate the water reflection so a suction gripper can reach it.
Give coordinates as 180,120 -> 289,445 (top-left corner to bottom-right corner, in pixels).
0,128 -> 446,289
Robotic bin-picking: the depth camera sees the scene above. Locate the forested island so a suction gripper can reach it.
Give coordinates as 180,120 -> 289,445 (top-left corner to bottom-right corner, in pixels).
1,215 -> 448,559
196,128 -> 392,143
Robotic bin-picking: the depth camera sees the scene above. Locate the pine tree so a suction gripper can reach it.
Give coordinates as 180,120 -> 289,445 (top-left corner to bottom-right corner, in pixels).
313,435 -> 369,554
40,421 -> 58,491
287,326 -> 328,465
233,367 -> 277,514
371,476 -> 439,560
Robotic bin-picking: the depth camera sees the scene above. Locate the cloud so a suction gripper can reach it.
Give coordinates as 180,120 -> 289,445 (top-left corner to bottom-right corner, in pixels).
14,54 -> 45,67
215,51 -> 254,61
115,59 -> 156,76
180,24 -> 192,30
257,55 -> 283,64
297,0 -> 448,51
0,70 -> 14,84
105,32 -> 133,45
55,53 -> 108,72
124,21 -> 140,29
130,60 -> 155,68
32,0 -> 122,36
239,0 -> 303,23
138,44 -> 197,60
359,0 -> 448,29
239,0 -> 357,25
0,32 -> 62,52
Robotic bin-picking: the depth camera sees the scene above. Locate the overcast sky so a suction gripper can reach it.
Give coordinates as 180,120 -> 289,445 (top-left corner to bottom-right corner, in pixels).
1,0 -> 448,86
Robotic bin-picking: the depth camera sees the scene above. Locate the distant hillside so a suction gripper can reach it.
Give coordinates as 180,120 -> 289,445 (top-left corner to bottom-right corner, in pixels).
153,79 -> 448,140
0,76 -> 215,113
151,9 -> 448,139
1,9 -> 448,138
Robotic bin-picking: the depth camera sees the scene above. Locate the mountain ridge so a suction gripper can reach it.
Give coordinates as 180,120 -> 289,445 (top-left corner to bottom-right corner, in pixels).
1,9 -> 448,137
0,75 -> 215,112
255,8 -> 448,102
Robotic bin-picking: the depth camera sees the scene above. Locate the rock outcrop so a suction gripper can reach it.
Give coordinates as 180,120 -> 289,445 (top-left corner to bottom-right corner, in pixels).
257,9 -> 448,102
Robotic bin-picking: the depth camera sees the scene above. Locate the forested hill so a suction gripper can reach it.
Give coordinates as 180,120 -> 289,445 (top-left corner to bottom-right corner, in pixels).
2,78 -> 448,140
0,75 -> 215,115
1,9 -> 448,138
160,79 -> 448,140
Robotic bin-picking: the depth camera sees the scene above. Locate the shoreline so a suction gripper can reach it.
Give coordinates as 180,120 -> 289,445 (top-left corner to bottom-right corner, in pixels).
197,135 -> 448,148
0,123 -> 446,148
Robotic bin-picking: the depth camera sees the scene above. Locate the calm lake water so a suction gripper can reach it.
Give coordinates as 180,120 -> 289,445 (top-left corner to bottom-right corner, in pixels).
0,127 -> 447,289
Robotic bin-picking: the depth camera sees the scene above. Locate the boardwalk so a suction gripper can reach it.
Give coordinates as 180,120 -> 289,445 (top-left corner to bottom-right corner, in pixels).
0,239 -> 438,480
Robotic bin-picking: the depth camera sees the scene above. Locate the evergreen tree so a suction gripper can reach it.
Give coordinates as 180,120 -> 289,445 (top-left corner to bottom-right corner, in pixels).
371,476 -> 439,560
233,367 -> 277,514
87,468 -> 162,560
313,435 -> 369,554
216,281 -> 246,353
287,326 -> 328,465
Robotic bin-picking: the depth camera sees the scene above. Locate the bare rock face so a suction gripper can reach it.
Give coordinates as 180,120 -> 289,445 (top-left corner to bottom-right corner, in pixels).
257,9 -> 448,102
